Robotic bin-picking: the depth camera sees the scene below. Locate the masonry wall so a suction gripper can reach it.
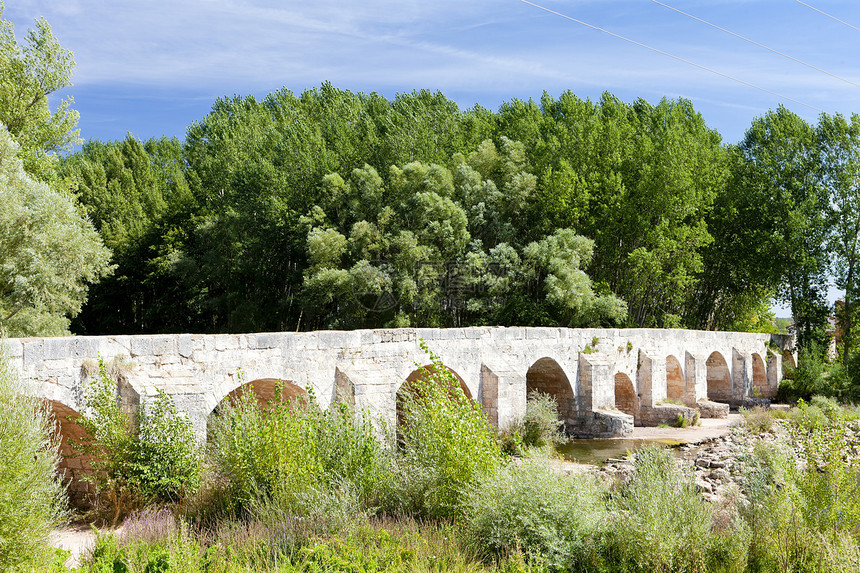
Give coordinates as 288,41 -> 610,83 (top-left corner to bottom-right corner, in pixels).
5,327 -> 794,441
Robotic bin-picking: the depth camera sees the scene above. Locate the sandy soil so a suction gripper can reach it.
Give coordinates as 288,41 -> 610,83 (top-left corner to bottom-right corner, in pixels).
49,523 -> 118,570
623,413 -> 743,444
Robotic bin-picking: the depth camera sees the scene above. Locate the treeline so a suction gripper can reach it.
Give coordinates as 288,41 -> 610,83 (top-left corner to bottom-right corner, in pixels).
57,85 -> 847,344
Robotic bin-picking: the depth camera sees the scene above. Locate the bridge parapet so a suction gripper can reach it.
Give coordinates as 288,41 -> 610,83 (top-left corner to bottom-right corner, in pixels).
5,327 -> 793,441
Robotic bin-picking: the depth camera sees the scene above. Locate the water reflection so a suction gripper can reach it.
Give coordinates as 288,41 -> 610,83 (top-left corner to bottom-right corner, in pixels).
557,438 -> 681,465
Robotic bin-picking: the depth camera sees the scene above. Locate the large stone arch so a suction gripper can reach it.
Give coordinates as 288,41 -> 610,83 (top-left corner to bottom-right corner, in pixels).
614,372 -> 638,421
706,351 -> 732,403
47,401 -> 94,508
752,353 -> 768,398
217,378 -> 307,412
396,364 -> 471,430
666,355 -> 684,402
526,357 -> 576,428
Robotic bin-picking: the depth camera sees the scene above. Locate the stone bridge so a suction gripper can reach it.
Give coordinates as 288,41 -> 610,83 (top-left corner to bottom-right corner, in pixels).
4,327 -> 793,499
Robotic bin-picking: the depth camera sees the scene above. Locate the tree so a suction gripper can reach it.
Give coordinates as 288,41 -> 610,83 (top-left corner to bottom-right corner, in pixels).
819,113 -> 860,365
740,106 -> 830,347
0,127 -> 111,336
0,6 -> 79,181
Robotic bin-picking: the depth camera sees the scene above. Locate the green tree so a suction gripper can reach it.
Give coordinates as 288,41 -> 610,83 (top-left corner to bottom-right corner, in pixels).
0,127 -> 111,336
61,135 -> 196,334
818,113 -> 860,365
0,6 -> 79,181
740,106 -> 830,346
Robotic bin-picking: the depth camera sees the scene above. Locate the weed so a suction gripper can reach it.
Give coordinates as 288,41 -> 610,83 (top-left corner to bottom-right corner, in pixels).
0,351 -> 67,571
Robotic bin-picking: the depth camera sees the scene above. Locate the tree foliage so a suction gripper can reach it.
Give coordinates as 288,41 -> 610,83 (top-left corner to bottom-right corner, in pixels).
0,6 -> 79,181
0,127 -> 111,336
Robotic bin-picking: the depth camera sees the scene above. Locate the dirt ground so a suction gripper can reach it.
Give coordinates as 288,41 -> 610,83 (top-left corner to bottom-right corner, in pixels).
624,412 -> 743,444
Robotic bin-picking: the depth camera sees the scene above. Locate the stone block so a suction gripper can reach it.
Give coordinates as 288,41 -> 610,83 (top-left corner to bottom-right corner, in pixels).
697,400 -> 729,419
43,339 -> 70,361
22,340 -> 44,369
178,335 -> 193,358
130,337 -> 152,357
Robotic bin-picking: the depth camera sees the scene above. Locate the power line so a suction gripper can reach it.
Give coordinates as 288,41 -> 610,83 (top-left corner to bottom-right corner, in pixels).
517,0 -> 823,112
794,1 -> 860,33
649,0 -> 860,89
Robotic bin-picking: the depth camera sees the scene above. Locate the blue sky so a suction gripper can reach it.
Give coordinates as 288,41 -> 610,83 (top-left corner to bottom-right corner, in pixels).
7,0 -> 859,315
6,0 -> 860,147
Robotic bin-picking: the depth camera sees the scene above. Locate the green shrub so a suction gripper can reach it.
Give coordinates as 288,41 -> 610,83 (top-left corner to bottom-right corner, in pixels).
394,342 -> 502,520
464,459 -> 608,570
76,359 -> 201,521
740,405 -> 774,434
608,445 -> 749,573
207,383 -> 390,520
743,422 -> 860,573
777,343 -> 827,402
0,352 -> 67,571
500,391 -> 565,455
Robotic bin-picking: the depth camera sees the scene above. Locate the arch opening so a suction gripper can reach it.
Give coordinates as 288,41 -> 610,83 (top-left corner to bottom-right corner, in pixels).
526,357 -> 575,430
396,364 -> 471,431
666,355 -> 684,402
48,401 -> 94,508
614,373 -> 638,420
706,351 -> 732,403
209,378 -> 308,438
752,353 -> 768,398
783,350 -> 796,371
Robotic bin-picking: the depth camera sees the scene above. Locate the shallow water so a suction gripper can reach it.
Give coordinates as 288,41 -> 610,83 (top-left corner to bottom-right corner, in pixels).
557,438 -> 681,465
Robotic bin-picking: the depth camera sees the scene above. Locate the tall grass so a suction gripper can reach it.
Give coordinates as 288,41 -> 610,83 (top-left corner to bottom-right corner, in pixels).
0,351 -> 67,571
75,359 -> 201,522
607,445 -> 749,573
464,459 -> 608,571
744,406 -> 860,572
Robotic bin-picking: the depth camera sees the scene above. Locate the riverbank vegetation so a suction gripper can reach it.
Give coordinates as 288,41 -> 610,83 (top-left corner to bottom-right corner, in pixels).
3,344 -> 859,572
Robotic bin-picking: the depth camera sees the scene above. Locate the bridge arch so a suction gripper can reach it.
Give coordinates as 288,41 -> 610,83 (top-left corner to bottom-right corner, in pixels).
526,357 -> 575,427
614,372 -> 638,420
216,378 -> 307,412
706,351 -> 732,403
47,401 -> 94,508
752,353 -> 768,398
396,364 -> 471,430
782,350 -> 796,371
666,355 -> 684,402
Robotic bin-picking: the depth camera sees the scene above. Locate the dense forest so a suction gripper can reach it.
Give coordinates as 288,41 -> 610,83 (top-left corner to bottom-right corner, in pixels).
3,13 -> 859,355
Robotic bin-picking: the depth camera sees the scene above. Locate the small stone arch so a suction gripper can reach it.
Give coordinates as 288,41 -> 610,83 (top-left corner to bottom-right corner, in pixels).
526,357 -> 575,428
783,350 -> 796,371
706,351 -> 732,403
614,372 -> 638,420
666,355 -> 684,402
47,401 -> 94,508
752,353 -> 768,398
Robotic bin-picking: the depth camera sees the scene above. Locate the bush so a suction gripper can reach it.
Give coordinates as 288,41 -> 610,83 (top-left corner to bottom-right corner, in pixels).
76,359 -> 201,521
207,383 -> 390,521
777,343 -> 827,402
0,352 -> 67,571
740,405 -> 774,434
743,419 -> 860,573
500,391 -> 565,456
607,445 -> 749,573
464,459 -> 608,570
393,342 -> 502,520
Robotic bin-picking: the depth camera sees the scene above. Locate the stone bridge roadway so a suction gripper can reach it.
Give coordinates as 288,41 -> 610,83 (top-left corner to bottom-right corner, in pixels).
5,327 -> 794,499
